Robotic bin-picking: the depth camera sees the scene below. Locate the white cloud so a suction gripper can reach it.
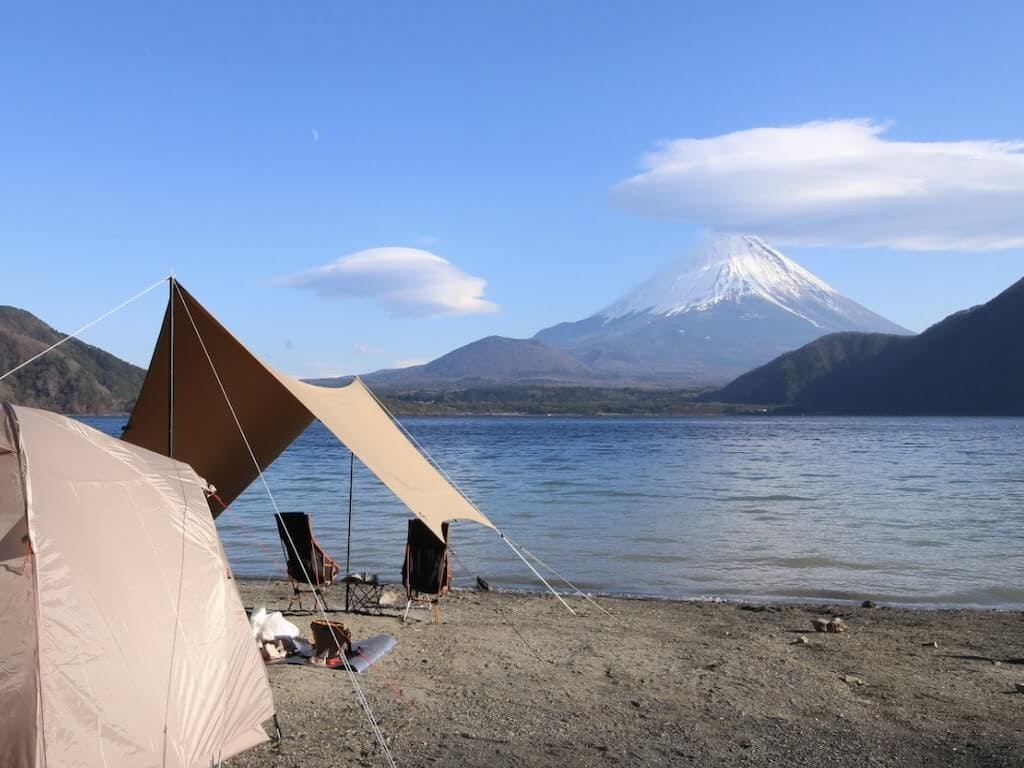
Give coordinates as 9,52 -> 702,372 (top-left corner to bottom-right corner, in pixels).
312,129 -> 320,143
392,357 -> 430,369
614,119 -> 1024,251
279,247 -> 499,317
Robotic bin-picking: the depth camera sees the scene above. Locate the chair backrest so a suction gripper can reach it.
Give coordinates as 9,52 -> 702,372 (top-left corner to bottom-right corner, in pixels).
402,519 -> 450,596
275,512 -> 335,587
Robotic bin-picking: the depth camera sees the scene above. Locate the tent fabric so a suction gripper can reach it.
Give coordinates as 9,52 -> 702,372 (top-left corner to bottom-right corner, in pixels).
123,289 -> 315,512
123,284 -> 494,541
1,404 -> 274,768
0,403 -> 37,768
268,373 -> 495,539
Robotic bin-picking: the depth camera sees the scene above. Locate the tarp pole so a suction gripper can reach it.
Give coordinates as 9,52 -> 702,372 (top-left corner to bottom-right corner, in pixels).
168,275 -> 175,457
345,450 -> 354,612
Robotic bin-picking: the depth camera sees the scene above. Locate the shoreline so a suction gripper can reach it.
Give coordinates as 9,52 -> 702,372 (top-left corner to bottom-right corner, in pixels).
75,410 -> 1024,419
235,579 -> 1024,613
229,580 -> 1023,768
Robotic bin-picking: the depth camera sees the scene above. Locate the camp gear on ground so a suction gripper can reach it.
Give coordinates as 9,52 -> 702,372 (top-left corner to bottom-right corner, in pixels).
346,634 -> 397,673
342,573 -> 386,615
277,635 -> 315,658
251,608 -> 301,642
311,618 -> 353,659
273,633 -> 395,674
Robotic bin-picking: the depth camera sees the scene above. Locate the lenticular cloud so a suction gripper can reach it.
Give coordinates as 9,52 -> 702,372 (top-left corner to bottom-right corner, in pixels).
280,247 -> 499,317
614,119 -> 1024,251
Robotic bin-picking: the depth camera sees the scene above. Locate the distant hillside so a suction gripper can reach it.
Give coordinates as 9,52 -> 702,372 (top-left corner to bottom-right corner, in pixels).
0,306 -> 146,414
706,276 -> 1024,415
706,332 -> 910,405
377,384 -> 744,416
360,335 -> 597,389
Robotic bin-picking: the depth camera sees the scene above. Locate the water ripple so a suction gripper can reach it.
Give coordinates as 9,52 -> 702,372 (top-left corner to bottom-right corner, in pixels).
81,414 -> 1024,609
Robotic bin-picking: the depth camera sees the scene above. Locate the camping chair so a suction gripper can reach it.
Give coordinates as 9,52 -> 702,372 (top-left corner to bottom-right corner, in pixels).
402,519 -> 451,624
274,512 -> 340,611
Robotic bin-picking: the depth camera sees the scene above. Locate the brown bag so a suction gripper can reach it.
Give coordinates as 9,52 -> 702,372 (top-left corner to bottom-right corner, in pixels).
310,619 -> 352,659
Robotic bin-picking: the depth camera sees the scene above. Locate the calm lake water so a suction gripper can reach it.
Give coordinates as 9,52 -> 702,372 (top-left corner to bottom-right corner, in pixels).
84,416 -> 1024,609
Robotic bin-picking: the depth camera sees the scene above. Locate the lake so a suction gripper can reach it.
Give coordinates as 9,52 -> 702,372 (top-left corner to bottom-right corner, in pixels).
84,415 -> 1024,609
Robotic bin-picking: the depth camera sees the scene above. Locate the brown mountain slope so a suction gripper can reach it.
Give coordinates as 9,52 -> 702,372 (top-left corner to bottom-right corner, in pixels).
351,336 -> 598,389
0,306 -> 146,414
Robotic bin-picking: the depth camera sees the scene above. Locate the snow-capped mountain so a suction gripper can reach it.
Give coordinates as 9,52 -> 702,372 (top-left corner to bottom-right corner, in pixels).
534,234 -> 911,383
602,234 -> 884,327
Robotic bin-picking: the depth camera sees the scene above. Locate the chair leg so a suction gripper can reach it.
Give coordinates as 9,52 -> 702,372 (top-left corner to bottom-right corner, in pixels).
318,589 -> 330,612
403,600 -> 413,623
432,601 -> 440,625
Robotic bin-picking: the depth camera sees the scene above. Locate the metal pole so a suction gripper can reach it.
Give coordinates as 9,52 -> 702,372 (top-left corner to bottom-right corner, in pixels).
168,276 -> 175,457
345,451 -> 354,612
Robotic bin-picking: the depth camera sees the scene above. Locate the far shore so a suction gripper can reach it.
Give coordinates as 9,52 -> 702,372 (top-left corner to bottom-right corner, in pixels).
230,579 -> 1023,768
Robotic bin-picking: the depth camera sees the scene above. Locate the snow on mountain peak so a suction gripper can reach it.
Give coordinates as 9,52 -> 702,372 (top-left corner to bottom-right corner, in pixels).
600,233 -> 843,325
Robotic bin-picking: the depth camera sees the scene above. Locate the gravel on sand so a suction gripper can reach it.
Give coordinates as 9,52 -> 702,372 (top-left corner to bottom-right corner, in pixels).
230,580 -> 1023,768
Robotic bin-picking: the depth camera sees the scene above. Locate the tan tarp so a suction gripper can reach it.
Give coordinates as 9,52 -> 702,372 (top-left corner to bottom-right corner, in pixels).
123,284 -> 494,541
0,404 -> 274,768
122,288 -> 314,513
266,374 -> 493,538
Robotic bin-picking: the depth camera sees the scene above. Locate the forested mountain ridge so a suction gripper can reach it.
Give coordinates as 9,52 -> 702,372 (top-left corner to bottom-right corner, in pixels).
0,306 -> 146,415
706,276 -> 1024,415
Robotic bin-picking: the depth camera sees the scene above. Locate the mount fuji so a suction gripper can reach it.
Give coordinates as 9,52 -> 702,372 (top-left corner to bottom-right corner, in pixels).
358,234 -> 911,391
533,234 -> 911,384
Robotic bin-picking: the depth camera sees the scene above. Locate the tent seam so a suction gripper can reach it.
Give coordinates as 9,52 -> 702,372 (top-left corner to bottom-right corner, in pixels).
160,453 -> 191,767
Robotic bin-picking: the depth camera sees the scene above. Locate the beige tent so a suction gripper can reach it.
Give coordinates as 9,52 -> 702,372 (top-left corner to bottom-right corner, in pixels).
122,282 -> 494,541
0,402 -> 274,768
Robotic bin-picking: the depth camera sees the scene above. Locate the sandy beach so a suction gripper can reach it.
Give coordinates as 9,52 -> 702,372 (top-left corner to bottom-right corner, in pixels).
228,580 -> 1023,767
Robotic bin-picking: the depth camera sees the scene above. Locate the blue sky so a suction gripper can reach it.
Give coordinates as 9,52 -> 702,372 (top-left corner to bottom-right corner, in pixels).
2,2 -> 1022,377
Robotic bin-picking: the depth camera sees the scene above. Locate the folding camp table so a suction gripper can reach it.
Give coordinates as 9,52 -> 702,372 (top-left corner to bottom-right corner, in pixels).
345,577 -> 385,615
